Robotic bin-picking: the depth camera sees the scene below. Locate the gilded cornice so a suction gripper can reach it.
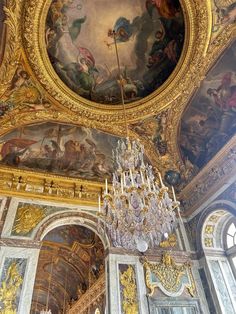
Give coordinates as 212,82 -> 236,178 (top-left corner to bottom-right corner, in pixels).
22,0 -> 210,123
0,165 -> 105,206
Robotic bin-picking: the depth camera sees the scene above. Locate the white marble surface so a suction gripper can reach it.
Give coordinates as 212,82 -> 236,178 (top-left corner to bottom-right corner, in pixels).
1,196 -> 100,240
107,254 -> 148,314
191,259 -> 210,314
0,196 -> 7,222
0,246 -> 40,314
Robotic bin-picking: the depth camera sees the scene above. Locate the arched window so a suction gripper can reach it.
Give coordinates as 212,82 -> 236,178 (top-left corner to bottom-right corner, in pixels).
201,209 -> 236,313
224,218 -> 236,279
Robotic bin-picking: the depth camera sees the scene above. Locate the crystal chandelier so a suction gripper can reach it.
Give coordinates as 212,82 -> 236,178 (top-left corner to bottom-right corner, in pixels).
98,138 -> 179,252
97,30 -> 180,252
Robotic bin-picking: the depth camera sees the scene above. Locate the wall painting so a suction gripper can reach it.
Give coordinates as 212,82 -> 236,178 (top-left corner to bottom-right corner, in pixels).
180,41 -> 236,174
0,122 -> 119,181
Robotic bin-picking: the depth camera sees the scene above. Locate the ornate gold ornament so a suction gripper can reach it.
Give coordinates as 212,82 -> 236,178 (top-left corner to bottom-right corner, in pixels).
0,262 -> 23,314
160,233 -> 177,248
22,0 -> 211,124
12,204 -> 46,235
0,0 -> 24,97
120,265 -> 139,314
141,252 -> 195,297
0,165 -> 106,206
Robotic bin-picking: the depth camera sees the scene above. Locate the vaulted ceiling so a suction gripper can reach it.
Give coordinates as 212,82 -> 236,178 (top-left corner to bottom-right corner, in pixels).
0,0 -> 236,312
0,1 -> 235,208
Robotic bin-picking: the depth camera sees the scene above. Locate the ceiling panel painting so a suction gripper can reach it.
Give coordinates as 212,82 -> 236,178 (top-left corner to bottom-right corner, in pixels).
0,122 -> 119,181
46,0 -> 185,105
179,40 -> 236,174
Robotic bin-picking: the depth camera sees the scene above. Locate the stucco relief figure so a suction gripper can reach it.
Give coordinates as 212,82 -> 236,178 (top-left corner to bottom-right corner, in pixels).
214,0 -> 236,26
46,0 -> 184,105
12,205 -> 46,236
0,66 -> 45,118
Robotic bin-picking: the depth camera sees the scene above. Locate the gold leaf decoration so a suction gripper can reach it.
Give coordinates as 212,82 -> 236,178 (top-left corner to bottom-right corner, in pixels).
12,204 -> 46,235
120,265 -> 139,314
0,262 -> 23,313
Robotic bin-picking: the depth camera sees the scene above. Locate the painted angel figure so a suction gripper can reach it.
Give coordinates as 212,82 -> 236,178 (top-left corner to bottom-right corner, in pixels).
207,72 -> 236,110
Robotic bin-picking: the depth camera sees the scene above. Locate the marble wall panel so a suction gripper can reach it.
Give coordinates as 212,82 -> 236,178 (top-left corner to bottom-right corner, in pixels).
1,197 -> 93,239
0,246 -> 40,314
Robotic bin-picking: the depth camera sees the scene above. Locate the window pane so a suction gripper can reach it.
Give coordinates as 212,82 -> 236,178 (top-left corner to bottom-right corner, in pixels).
227,235 -> 234,248
233,256 -> 236,269
227,223 -> 236,236
209,260 -> 234,313
221,260 -> 236,302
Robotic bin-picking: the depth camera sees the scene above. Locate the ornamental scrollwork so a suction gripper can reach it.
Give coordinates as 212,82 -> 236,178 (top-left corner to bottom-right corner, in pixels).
141,252 -> 195,298
120,265 -> 139,314
12,204 -> 46,235
0,0 -> 24,98
0,262 -> 24,314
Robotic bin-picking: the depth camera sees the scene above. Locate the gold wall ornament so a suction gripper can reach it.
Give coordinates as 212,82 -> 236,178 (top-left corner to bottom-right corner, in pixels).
160,234 -> 177,248
0,0 -> 24,98
22,0 -> 211,123
12,204 -> 46,235
0,262 -> 23,314
120,265 -> 139,314
141,252 -> 195,298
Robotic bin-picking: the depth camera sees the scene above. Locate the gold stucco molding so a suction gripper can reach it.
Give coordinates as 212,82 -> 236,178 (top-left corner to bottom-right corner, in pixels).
22,0 -> 211,123
0,0 -> 24,97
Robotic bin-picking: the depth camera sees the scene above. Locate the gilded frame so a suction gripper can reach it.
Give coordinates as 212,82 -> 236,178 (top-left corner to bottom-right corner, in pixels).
22,0 -> 211,123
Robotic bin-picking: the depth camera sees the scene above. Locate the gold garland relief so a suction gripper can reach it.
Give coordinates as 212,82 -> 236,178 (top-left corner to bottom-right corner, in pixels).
0,262 -> 23,314
141,252 -> 195,297
12,204 -> 46,235
120,266 -> 139,314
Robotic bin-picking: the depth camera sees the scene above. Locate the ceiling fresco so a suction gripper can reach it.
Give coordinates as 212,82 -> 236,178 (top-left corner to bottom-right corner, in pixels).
46,0 -> 185,105
0,122 -> 119,181
31,225 -> 105,313
179,40 -> 236,174
0,0 -> 235,208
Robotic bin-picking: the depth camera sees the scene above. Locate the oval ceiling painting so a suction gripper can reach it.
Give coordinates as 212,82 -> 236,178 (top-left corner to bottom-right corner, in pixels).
46,0 -> 185,105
